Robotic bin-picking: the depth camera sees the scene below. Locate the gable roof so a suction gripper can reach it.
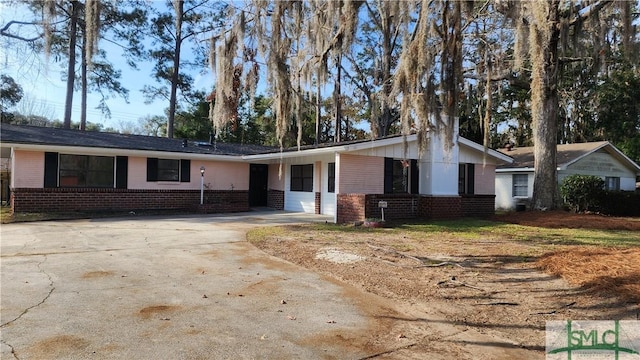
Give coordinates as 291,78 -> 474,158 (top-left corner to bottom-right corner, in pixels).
497,141 -> 640,174
0,124 -> 275,156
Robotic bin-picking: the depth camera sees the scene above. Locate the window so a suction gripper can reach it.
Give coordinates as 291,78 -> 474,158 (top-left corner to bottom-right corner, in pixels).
291,164 -> 313,192
458,163 -> 475,195
327,163 -> 335,193
384,158 -> 418,194
512,174 -> 528,197
392,160 -> 409,193
605,177 -> 620,191
147,158 -> 190,182
59,154 -> 114,187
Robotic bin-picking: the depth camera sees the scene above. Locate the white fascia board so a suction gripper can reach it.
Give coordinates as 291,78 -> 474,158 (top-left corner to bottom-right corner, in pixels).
496,167 -> 562,173
458,137 -> 514,163
2,143 -> 244,162
242,135 -> 418,161
496,168 -> 534,173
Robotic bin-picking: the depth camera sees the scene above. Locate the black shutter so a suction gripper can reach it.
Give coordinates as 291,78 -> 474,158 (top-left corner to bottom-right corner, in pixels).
44,152 -> 59,188
180,159 -> 191,182
147,158 -> 158,181
410,159 -> 419,194
467,164 -> 475,195
384,157 -> 394,194
116,156 -> 128,189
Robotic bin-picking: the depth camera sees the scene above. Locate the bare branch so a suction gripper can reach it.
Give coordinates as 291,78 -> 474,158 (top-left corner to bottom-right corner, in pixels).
0,20 -> 43,42
569,0 -> 613,26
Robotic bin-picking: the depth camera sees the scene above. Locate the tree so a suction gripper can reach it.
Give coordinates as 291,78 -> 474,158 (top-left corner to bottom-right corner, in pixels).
1,1 -> 148,129
595,66 -> 640,162
211,1 -> 484,155
144,0 -> 225,139
0,74 -> 24,122
139,114 -> 168,137
500,0 -> 635,210
342,2 -> 408,138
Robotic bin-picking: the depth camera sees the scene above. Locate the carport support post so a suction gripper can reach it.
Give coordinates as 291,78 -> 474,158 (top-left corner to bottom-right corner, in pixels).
200,166 -> 205,205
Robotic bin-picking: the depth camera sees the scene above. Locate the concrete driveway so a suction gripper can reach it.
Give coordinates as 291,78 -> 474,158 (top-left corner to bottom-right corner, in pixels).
0,211 -> 382,359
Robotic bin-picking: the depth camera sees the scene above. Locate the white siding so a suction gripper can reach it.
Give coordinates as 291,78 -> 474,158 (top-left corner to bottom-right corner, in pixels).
321,161 -> 336,216
350,141 -> 422,159
495,172 -> 533,210
284,191 -> 316,213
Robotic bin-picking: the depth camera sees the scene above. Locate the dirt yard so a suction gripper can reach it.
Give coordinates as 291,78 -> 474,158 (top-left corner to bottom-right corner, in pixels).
250,211 -> 640,359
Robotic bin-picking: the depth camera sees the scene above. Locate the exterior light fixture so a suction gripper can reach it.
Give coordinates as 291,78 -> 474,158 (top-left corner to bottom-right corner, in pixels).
200,166 -> 205,205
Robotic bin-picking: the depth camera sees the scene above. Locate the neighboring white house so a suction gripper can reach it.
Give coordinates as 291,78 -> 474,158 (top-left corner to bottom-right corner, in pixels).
495,141 -> 640,210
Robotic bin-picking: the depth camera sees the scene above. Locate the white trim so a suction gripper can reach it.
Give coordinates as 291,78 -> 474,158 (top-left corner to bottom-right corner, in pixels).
496,167 -> 562,172
458,137 -> 514,164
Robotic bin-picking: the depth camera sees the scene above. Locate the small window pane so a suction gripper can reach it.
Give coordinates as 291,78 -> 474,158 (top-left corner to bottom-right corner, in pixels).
157,159 -> 180,181
291,164 -> 313,192
512,174 -> 528,197
59,154 -> 114,188
392,160 -> 408,193
328,163 -> 335,193
605,177 -> 620,191
458,164 -> 466,194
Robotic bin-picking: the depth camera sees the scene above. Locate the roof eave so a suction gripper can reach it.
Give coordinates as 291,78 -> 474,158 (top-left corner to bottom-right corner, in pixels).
458,137 -> 514,163
2,142 -> 246,162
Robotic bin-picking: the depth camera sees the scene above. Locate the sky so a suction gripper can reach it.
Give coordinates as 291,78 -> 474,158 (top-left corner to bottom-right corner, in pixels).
1,1 -> 215,131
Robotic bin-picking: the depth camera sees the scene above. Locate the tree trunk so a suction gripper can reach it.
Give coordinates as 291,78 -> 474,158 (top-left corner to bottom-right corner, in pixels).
167,0 -> 184,139
80,28 -> 87,131
63,0 -> 80,129
531,1 -> 560,210
377,10 -> 393,138
315,69 -> 321,145
334,54 -> 342,143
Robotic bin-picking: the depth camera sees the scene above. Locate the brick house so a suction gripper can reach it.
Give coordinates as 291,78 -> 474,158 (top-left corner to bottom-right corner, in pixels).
1,123 -> 512,222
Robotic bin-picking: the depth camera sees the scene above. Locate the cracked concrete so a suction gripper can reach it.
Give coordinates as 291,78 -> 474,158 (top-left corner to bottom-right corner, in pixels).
2,255 -> 55,329
0,211 -> 405,359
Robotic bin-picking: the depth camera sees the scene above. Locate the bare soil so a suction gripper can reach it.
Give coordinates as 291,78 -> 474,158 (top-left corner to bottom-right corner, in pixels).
251,211 -> 640,359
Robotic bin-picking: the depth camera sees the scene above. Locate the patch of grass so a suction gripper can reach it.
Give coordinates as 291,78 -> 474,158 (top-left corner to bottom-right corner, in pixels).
0,206 -> 13,223
392,220 -> 640,247
269,219 -> 640,248
246,226 -> 286,244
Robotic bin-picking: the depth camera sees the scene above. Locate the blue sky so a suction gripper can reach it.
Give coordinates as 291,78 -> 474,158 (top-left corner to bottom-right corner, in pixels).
1,1 -> 214,130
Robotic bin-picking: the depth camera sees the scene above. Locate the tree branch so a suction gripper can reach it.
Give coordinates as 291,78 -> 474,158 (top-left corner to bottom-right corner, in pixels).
569,0 -> 613,26
0,20 -> 46,42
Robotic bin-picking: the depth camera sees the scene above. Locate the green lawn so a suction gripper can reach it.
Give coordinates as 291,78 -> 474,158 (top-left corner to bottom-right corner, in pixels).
249,219 -> 640,248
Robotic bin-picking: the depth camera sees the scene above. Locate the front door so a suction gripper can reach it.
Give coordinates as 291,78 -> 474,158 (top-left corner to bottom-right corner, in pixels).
249,164 -> 268,207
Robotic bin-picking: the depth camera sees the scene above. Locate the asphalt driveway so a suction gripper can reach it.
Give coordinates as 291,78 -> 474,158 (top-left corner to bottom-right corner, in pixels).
0,211 -> 380,359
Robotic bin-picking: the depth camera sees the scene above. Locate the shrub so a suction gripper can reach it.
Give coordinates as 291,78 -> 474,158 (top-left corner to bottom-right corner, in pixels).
560,175 -> 605,213
597,191 -> 640,216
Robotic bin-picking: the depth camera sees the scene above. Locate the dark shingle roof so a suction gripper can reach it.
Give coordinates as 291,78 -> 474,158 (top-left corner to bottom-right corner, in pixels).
0,124 -> 275,156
